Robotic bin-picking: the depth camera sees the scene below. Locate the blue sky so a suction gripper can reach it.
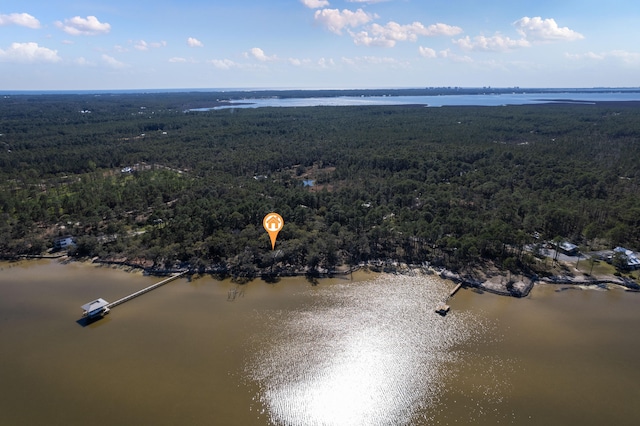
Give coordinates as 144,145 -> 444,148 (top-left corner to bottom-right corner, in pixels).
1,0 -> 639,90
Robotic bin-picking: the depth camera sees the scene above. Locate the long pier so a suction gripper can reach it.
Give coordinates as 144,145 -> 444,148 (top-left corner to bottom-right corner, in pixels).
106,271 -> 188,309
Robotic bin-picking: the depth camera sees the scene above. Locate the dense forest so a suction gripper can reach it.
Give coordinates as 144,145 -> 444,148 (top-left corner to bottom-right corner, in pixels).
1,92 -> 640,278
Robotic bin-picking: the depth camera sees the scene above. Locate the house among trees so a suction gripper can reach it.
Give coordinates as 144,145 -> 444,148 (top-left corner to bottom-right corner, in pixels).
556,241 -> 579,256
54,236 -> 75,250
613,247 -> 640,270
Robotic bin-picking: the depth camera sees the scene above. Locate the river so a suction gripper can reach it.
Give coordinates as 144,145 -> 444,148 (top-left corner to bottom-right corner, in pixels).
0,260 -> 638,425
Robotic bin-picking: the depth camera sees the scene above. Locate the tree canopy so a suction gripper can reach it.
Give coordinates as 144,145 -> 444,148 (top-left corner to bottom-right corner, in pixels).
2,93 -> 639,277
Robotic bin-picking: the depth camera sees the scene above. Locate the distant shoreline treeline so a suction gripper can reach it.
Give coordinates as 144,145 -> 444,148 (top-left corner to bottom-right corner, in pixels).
1,93 -> 640,280
2,86 -> 640,98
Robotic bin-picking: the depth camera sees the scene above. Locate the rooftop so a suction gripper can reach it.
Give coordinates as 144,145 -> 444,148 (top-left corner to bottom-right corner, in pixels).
81,298 -> 109,313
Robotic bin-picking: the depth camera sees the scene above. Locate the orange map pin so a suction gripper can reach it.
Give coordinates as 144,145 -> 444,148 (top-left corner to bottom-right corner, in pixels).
263,212 -> 284,250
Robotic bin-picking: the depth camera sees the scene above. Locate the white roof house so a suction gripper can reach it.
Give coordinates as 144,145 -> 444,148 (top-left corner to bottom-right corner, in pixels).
555,241 -> 579,255
613,247 -> 640,269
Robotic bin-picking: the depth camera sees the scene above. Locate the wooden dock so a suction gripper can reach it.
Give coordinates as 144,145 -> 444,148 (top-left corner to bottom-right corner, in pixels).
106,271 -> 188,309
448,283 -> 462,298
435,302 -> 450,315
435,282 -> 463,316
81,271 -> 188,319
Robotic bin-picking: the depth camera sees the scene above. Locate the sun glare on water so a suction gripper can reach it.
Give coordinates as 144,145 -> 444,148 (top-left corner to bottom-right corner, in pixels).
247,275 -> 486,426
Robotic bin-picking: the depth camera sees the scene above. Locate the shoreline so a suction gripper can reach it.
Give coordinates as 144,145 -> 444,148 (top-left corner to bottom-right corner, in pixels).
3,254 -> 639,296
440,268 -> 640,297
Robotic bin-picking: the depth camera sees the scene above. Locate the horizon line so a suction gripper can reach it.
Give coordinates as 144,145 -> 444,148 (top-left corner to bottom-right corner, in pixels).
2,86 -> 640,95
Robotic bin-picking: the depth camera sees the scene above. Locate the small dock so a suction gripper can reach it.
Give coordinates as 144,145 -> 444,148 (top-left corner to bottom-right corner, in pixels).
435,302 -> 450,315
81,270 -> 188,318
435,282 -> 463,316
448,283 -> 463,298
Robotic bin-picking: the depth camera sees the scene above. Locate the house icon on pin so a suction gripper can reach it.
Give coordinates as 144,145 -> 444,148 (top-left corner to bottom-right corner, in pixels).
264,214 -> 283,232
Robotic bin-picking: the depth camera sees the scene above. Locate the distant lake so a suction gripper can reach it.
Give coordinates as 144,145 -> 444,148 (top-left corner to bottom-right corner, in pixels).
191,91 -> 640,110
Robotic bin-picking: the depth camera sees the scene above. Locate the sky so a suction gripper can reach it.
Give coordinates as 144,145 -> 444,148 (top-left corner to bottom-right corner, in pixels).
1,0 -> 639,91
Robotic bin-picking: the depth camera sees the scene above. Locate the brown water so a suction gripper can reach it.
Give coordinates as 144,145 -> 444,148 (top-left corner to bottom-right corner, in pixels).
0,260 -> 638,425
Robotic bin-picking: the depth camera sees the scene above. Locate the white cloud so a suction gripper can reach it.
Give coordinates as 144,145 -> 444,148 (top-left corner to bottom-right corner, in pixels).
75,57 -> 95,66
566,50 -> 640,63
424,23 -> 464,36
301,0 -> 330,8
514,17 -> 583,42
341,57 -> 356,66
169,57 -> 200,64
314,8 -> 376,35
318,57 -> 336,68
453,34 -> 530,52
419,48 -> 472,63
0,13 -> 41,29
288,57 -> 313,67
353,21 -> 463,47
187,37 -> 204,47
341,55 -> 407,67
565,51 -> 604,61
208,59 -> 238,69
0,42 -> 61,63
287,56 -> 335,69
609,50 -> 640,62
451,17 -> 582,54
418,46 -> 436,58
56,16 -> 111,36
585,52 -> 606,60
101,54 -> 127,69
363,56 -> 400,65
351,30 -> 394,47
133,40 -> 166,51
438,49 -> 473,63
134,40 -> 148,51
246,47 -> 277,62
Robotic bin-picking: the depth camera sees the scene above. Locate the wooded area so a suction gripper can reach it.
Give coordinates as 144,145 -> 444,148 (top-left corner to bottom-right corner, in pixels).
1,92 -> 639,278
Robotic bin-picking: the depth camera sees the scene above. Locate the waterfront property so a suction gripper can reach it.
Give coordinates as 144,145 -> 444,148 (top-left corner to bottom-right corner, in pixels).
53,236 -> 75,250
613,247 -> 640,269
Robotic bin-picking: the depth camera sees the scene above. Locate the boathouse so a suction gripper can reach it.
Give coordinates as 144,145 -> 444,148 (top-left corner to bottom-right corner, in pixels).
81,298 -> 110,318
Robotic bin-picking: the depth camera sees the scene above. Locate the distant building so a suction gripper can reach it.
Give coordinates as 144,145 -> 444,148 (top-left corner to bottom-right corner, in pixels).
556,241 -> 578,256
54,236 -> 75,250
613,247 -> 640,270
